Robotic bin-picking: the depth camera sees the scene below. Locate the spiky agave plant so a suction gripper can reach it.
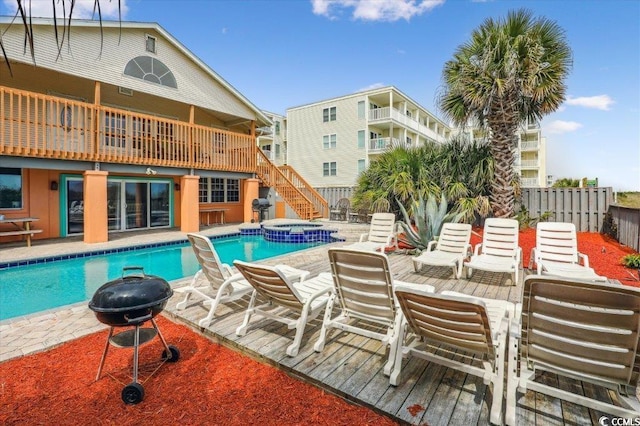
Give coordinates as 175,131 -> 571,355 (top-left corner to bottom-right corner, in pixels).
397,193 -> 464,251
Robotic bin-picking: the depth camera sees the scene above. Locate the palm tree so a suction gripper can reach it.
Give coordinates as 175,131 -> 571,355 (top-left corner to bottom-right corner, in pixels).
439,9 -> 572,218
352,136 -> 493,222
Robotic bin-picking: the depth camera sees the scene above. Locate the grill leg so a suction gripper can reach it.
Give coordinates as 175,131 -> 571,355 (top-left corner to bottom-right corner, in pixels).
151,318 -> 173,359
132,325 -> 141,384
96,327 -> 115,381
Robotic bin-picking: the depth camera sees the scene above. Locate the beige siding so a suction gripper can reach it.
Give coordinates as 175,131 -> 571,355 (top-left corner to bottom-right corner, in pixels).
288,95 -> 366,187
1,23 -> 255,120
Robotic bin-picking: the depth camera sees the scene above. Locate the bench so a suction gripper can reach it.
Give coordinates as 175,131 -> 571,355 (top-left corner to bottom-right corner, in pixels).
0,229 -> 43,247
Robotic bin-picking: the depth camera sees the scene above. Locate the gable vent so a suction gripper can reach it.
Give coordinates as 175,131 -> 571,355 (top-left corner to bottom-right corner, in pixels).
118,87 -> 134,96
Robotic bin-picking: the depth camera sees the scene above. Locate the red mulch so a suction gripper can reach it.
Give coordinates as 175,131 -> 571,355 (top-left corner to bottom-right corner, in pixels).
0,317 -> 397,425
470,228 -> 639,286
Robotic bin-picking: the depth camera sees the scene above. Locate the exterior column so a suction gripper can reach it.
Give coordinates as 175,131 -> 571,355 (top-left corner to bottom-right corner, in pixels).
180,175 -> 200,233
83,170 -> 108,243
243,178 -> 259,223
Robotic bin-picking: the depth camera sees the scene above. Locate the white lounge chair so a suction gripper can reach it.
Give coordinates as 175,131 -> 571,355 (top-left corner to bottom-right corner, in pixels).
175,233 -> 310,328
314,248 -> 434,375
234,260 -> 333,357
506,275 -> 640,424
530,221 -> 606,281
464,218 -> 521,285
391,286 -> 514,425
344,212 -> 396,252
412,223 -> 472,278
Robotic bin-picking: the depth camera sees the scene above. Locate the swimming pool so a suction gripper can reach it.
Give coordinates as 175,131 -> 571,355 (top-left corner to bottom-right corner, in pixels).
0,234 -> 325,321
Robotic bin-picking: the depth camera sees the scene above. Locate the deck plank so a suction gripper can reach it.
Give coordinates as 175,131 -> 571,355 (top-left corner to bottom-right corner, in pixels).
165,241 -> 633,425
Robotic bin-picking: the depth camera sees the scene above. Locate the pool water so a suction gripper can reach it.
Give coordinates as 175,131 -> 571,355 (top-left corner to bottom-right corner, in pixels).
0,235 -> 323,321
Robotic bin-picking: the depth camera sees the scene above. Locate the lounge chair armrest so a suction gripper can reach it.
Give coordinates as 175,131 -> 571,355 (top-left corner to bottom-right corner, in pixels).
578,252 -> 590,268
359,233 -> 369,242
225,271 -> 248,283
516,247 -> 522,266
529,248 -> 537,269
465,243 -> 472,258
473,243 -> 483,256
426,240 -> 437,252
221,263 -> 235,276
509,303 -> 523,337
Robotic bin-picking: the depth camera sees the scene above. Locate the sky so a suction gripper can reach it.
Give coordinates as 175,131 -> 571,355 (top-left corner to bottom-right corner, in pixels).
2,0 -> 639,191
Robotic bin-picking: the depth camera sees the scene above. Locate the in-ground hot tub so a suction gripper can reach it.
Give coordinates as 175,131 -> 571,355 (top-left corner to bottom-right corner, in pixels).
259,222 -> 342,243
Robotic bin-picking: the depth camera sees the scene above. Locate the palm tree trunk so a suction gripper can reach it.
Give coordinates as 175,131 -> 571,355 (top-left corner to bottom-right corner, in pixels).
488,100 -> 519,218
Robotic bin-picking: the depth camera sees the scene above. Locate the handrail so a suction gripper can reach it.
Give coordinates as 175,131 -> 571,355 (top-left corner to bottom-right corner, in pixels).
256,149 -> 316,220
279,165 -> 329,218
0,85 -> 255,172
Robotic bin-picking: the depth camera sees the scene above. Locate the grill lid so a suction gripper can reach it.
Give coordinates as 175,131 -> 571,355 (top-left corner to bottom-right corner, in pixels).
89,267 -> 172,313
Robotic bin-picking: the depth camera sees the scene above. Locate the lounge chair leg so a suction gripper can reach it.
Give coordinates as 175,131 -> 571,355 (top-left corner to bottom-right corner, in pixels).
176,271 -> 203,310
236,291 -> 257,336
389,324 -> 406,386
314,294 -> 336,353
505,335 -> 519,425
287,308 -> 311,357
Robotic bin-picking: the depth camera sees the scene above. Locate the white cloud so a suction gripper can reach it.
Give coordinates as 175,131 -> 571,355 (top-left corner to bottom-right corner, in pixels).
544,120 -> 583,134
2,0 -> 126,19
565,95 -> 614,111
311,0 -> 444,22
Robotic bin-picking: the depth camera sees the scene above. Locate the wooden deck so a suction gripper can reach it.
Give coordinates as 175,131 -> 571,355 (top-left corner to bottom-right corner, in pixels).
164,243 -> 622,425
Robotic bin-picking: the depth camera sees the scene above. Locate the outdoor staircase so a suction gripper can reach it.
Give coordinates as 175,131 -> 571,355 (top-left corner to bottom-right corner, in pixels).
255,149 -> 328,220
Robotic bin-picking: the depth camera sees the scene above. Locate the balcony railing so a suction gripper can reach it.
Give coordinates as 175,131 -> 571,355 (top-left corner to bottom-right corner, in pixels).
520,159 -> 540,168
0,86 -> 256,173
520,141 -> 539,151
368,137 -> 402,152
368,107 -> 445,140
520,178 -> 540,187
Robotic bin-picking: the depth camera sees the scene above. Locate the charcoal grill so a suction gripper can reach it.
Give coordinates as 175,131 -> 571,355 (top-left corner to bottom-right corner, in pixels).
89,266 -> 180,404
252,198 -> 271,222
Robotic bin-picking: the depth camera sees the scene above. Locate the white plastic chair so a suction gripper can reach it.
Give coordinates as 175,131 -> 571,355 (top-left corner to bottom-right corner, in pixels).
506,275 -> 640,424
464,218 -> 521,285
234,260 -> 333,357
344,212 -> 396,252
412,223 -> 472,278
175,233 -> 309,327
530,222 -> 606,281
314,248 -> 434,376
391,286 -> 514,425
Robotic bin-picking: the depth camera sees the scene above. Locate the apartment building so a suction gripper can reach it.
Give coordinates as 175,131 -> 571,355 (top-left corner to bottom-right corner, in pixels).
286,86 -> 451,190
257,111 -> 287,166
285,86 -> 547,194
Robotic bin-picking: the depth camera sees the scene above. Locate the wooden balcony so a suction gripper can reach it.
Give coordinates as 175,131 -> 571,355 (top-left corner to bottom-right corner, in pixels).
0,86 -> 257,173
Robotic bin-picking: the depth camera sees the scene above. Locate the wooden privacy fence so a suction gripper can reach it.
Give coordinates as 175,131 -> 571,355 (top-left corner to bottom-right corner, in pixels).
607,205 -> 640,252
518,187 -> 612,232
316,187 -> 355,209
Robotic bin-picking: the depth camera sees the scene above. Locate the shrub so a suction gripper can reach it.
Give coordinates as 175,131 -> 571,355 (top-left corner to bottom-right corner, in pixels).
621,253 -> 640,269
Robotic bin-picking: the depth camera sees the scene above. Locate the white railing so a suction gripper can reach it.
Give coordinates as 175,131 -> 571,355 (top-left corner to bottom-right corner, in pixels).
520,141 -> 539,151
368,107 -> 444,141
520,178 -> 540,187
368,137 -> 403,152
520,159 -> 539,168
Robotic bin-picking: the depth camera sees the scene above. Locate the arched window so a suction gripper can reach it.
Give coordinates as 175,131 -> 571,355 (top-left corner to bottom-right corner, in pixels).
124,56 -> 177,89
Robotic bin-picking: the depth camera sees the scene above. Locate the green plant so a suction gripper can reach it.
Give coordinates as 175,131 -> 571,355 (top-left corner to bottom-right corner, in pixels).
515,205 -> 553,230
397,193 -> 464,250
622,254 -> 640,269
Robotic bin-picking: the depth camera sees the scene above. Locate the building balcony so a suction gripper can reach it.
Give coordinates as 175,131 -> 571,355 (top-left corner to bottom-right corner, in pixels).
520,141 -> 540,151
0,85 -> 257,173
368,137 -> 403,153
520,159 -> 540,168
520,178 -> 540,187
368,107 -> 446,141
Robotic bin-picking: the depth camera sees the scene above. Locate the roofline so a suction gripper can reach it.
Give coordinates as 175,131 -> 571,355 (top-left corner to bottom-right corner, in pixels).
0,16 -> 271,125
286,85 -> 448,127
